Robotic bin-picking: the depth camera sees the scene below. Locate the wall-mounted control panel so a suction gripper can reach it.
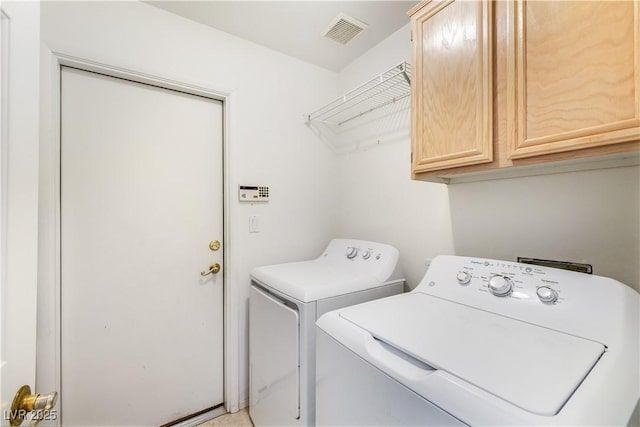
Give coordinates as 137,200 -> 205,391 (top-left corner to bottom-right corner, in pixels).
239,185 -> 269,202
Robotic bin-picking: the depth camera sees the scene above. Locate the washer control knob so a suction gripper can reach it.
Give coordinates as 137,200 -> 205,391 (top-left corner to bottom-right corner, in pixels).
346,246 -> 359,259
488,275 -> 513,297
456,271 -> 471,285
362,249 -> 372,260
537,286 -> 558,303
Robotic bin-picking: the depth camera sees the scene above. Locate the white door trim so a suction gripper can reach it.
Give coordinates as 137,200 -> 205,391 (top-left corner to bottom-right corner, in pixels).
38,50 -> 239,418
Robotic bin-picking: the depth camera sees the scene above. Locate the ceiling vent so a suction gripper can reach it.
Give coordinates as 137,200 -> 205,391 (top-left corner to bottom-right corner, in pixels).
322,13 -> 368,45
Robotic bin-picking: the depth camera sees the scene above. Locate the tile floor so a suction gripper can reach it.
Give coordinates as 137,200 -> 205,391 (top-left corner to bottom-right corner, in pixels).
197,408 -> 253,427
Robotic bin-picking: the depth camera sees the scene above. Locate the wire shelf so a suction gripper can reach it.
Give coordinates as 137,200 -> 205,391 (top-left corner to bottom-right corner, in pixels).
307,61 -> 411,128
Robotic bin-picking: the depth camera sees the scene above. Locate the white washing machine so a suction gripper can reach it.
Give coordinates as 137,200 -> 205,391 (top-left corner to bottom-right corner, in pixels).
249,239 -> 405,427
316,255 -> 640,426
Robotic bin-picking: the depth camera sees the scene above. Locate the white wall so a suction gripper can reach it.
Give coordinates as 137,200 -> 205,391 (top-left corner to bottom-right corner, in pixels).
449,166 -> 640,291
39,1 -> 338,409
333,25 -> 455,288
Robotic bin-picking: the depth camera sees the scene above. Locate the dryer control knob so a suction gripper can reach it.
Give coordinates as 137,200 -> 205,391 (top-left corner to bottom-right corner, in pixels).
456,271 -> 471,285
488,275 -> 513,297
362,249 -> 372,260
537,286 -> 558,303
346,246 -> 359,259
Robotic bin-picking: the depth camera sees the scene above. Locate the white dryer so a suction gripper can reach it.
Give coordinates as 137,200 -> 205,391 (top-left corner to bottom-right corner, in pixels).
316,255 -> 639,426
249,239 -> 405,426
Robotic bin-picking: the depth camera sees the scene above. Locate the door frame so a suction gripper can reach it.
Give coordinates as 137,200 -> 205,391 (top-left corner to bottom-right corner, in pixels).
38,50 -> 239,422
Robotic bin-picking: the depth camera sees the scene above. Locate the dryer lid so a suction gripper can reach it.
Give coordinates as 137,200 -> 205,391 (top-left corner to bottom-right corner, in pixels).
339,293 -> 605,416
251,261 -> 383,303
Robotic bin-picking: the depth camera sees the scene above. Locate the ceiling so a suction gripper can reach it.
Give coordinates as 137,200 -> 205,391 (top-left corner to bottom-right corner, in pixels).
146,1 -> 417,72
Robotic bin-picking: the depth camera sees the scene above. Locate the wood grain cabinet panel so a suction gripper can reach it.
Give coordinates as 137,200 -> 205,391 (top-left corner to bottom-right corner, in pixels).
507,0 -> 640,159
410,0 -> 493,173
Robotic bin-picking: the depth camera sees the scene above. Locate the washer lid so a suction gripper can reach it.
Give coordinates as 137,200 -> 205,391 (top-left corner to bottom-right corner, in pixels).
251,261 -> 382,303
339,293 -> 605,416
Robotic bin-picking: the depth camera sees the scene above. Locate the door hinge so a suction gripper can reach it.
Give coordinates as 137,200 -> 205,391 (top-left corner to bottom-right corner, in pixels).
410,30 -> 413,42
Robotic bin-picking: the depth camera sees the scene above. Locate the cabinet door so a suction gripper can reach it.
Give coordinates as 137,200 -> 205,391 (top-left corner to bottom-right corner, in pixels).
507,1 -> 640,159
410,0 -> 493,173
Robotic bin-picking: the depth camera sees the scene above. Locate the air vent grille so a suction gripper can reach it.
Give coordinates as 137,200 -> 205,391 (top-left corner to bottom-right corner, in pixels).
322,13 -> 368,45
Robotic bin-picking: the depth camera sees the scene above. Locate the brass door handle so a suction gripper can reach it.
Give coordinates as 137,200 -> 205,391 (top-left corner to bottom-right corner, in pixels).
10,385 -> 58,426
200,263 -> 221,276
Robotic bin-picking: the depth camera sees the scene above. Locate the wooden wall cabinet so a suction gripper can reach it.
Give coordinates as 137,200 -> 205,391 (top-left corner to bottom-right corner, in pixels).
409,0 -> 640,183
507,0 -> 640,159
409,0 -> 493,173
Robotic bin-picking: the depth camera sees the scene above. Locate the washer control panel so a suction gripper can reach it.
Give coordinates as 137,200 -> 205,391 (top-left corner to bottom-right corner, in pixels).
428,257 -> 570,306
415,255 -> 637,358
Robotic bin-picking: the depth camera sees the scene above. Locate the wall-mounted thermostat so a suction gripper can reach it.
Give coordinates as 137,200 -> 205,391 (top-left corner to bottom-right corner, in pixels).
239,185 -> 270,202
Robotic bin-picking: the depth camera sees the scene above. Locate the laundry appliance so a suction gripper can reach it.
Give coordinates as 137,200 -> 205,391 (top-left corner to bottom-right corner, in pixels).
249,239 -> 404,426
316,255 -> 639,426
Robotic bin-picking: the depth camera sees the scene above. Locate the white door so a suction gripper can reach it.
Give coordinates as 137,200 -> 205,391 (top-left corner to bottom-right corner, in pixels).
60,67 -> 224,426
1,2 -> 54,427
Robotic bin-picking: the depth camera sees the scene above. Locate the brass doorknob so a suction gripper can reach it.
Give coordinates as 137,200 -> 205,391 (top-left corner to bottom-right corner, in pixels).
200,262 -> 221,276
10,385 -> 58,426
